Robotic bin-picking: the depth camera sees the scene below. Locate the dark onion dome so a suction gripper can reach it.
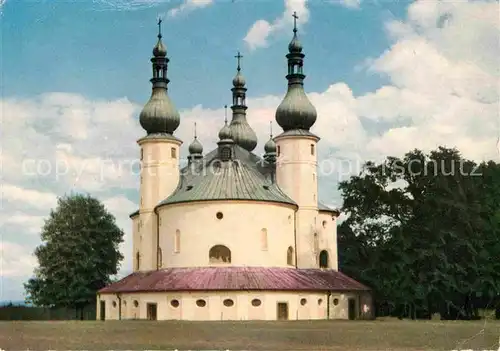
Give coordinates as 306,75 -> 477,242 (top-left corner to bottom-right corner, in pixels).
232,70 -> 246,87
139,87 -> 180,135
188,137 -> 203,155
275,11 -> 317,132
229,120 -> 257,152
288,32 -> 303,53
219,109 -> 232,140
264,136 -> 276,154
153,37 -> 167,57
139,19 -> 180,135
275,86 -> 317,131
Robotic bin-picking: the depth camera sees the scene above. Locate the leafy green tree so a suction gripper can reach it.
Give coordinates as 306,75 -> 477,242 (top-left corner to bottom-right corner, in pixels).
25,193 -> 124,319
338,147 -> 500,319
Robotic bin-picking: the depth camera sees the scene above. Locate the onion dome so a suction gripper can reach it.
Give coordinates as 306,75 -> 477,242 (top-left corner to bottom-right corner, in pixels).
275,12 -> 317,132
153,36 -> 167,57
288,30 -> 303,53
228,51 -> 258,152
219,106 -> 232,140
264,137 -> 277,154
233,70 -> 246,88
139,19 -> 180,135
188,122 -> 203,155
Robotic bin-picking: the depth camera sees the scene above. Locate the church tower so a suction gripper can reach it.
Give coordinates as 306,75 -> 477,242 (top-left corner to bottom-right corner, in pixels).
135,19 -> 182,271
274,13 -> 320,269
228,52 -> 258,152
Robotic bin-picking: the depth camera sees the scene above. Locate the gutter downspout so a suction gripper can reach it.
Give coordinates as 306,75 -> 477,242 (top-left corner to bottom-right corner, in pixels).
294,209 -> 298,268
117,293 -> 122,320
155,207 -> 160,270
327,291 -> 331,320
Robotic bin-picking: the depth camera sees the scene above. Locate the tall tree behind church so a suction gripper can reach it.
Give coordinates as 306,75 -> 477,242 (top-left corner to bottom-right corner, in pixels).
337,147 -> 500,319
24,194 -> 124,319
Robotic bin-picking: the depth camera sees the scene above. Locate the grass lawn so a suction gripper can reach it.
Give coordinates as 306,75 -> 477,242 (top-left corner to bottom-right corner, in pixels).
1,318 -> 499,350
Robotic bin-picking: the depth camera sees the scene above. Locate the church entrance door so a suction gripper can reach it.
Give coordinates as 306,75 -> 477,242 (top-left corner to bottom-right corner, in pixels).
99,301 -> 105,321
147,303 -> 158,320
277,302 -> 289,320
348,298 -> 356,320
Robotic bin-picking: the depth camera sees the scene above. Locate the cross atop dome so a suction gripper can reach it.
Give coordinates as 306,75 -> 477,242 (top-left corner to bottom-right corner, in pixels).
235,51 -> 243,72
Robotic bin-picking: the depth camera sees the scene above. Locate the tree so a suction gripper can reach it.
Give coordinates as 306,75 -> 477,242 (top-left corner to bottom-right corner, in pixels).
25,193 -> 124,319
338,147 -> 500,319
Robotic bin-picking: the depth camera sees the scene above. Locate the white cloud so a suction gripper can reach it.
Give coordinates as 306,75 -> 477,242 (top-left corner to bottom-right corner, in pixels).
330,0 -> 361,9
1,242 -> 37,278
2,185 -> 58,211
167,0 -> 213,17
244,0 -> 310,51
92,0 -> 170,11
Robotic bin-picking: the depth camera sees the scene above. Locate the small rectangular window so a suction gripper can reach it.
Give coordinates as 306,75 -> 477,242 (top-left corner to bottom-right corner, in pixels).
310,144 -> 315,156
140,149 -> 144,160
277,145 -> 281,157
171,147 -> 176,158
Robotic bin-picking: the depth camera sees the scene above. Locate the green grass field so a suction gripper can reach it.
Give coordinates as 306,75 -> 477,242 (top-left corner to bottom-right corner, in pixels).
1,318 -> 499,350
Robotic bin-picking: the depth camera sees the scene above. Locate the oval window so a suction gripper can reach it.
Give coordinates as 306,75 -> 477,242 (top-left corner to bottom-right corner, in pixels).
333,298 -> 339,306
112,301 -> 117,308
196,299 -> 206,307
223,299 -> 234,307
216,212 -> 223,220
133,300 -> 139,307
300,298 -> 307,306
322,220 -> 327,228
251,299 -> 261,307
170,299 -> 180,308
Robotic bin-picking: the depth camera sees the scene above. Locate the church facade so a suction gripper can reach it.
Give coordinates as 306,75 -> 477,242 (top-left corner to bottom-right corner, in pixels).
97,17 -> 373,321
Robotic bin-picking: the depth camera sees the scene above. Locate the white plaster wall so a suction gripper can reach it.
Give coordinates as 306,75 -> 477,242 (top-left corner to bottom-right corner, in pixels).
135,137 -> 181,271
98,291 -> 333,321
317,212 -> 339,271
329,293 -> 360,320
131,216 -> 139,272
157,201 -> 296,268
275,135 -> 318,209
274,135 -> 320,269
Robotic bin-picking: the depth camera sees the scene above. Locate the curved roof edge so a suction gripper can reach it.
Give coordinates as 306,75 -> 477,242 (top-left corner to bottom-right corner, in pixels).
318,201 -> 340,215
137,133 -> 182,144
129,209 -> 140,218
155,197 -> 298,211
274,129 -> 320,141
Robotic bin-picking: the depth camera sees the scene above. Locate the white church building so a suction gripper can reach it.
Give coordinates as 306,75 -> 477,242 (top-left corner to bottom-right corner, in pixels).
97,17 -> 373,321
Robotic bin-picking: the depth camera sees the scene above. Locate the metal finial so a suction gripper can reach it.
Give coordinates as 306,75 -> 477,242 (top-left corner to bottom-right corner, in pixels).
224,105 -> 228,124
235,51 -> 243,72
269,121 -> 273,138
292,11 -> 298,33
194,122 -> 197,139
157,16 -> 163,39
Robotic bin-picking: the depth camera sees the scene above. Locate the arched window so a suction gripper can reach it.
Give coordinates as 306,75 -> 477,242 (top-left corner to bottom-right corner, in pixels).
174,230 -> 180,253
209,245 -> 231,264
319,250 -> 329,268
157,247 -> 162,268
261,228 -> 268,250
287,246 -> 294,266
136,251 -> 140,270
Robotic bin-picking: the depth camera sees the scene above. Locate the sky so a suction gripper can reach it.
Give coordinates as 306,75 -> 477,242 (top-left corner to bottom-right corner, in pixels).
1,0 -> 499,302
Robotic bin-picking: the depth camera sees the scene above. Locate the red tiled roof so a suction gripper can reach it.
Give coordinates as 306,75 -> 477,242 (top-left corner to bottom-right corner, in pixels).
98,267 -> 370,294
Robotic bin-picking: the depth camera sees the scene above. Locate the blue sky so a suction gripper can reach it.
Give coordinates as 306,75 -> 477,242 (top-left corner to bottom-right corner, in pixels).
1,0 -> 499,301
2,0 -> 406,106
